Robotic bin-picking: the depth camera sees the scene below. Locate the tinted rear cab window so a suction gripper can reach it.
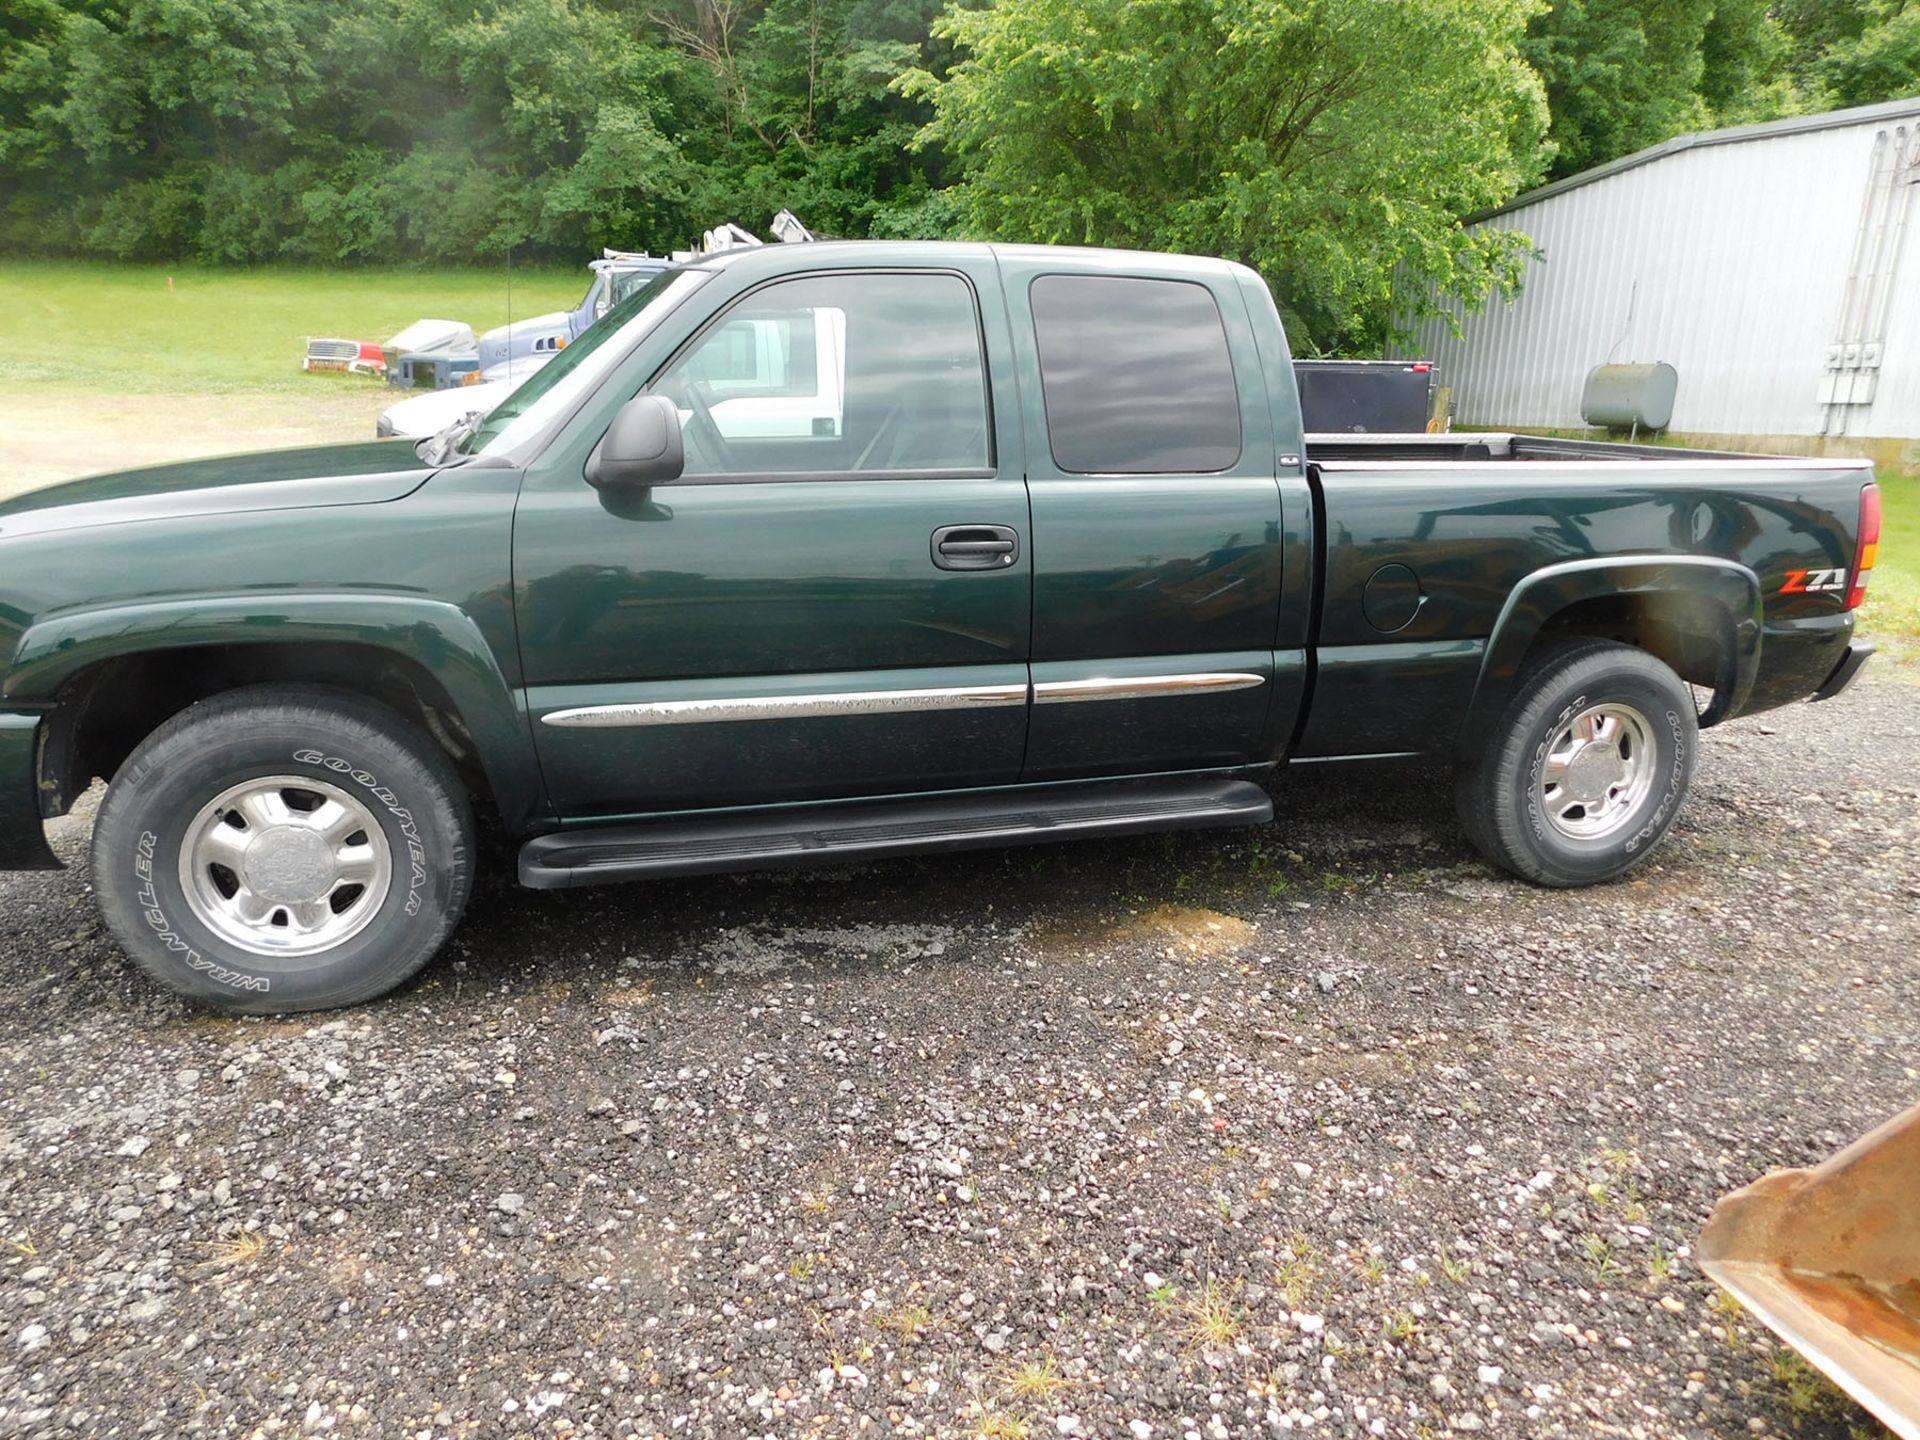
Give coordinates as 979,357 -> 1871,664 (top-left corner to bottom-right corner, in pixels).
1030,274 -> 1241,474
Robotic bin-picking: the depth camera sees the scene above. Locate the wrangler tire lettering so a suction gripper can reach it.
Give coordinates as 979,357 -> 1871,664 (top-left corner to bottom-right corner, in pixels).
135,831 -> 270,992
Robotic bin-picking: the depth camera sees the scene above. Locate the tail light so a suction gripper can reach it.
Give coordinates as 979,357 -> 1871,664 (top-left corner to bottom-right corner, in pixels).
1847,483 -> 1881,610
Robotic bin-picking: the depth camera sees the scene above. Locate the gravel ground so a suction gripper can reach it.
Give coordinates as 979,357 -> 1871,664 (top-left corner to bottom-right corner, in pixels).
2,651 -> 1916,1440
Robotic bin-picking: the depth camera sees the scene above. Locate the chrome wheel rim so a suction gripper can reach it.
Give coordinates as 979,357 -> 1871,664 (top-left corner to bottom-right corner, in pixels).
1538,702 -> 1658,841
178,776 -> 391,958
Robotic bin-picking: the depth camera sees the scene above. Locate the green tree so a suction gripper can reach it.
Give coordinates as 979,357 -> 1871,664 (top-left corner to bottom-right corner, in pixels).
654,0 -> 953,237
1818,0 -> 1920,105
1698,0 -> 1792,120
1774,0 -> 1878,84
1521,0 -> 1831,179
0,0 -> 1906,270
901,0 -> 1550,352
1522,0 -> 1714,177
0,0 -> 700,260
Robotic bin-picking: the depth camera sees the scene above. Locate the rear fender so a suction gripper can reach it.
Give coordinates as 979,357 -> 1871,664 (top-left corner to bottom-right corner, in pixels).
7,593 -> 543,830
1458,556 -> 1763,760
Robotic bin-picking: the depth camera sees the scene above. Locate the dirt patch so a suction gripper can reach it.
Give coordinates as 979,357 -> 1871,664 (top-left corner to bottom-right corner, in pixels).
1118,903 -> 1257,956
1030,902 -> 1258,960
0,386 -> 391,499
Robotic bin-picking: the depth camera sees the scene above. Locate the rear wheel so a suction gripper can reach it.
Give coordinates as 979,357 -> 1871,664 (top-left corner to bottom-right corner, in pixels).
1455,640 -> 1697,886
91,686 -> 473,1013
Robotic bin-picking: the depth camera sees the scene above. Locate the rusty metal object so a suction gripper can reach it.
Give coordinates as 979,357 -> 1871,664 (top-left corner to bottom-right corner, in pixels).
1699,1104 -> 1920,1439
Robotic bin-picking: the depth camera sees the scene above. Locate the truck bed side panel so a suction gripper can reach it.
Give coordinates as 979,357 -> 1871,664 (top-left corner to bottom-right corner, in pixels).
1297,461 -> 1869,759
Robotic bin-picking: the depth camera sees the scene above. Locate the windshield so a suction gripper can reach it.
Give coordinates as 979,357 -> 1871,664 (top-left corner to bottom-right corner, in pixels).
463,268 -> 708,458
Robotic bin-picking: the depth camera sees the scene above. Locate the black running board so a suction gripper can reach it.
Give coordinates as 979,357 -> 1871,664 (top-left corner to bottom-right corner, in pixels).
519,776 -> 1273,889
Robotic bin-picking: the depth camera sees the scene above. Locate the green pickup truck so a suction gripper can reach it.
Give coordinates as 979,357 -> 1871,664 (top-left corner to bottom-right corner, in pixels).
0,242 -> 1880,1012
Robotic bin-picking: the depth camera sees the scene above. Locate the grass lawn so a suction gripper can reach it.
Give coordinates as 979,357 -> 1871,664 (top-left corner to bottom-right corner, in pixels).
1860,466 -> 1920,641
0,260 -> 581,394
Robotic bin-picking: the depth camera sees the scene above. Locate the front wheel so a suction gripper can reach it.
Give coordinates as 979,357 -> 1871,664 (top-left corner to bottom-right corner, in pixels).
91,686 -> 474,1013
1455,640 -> 1698,886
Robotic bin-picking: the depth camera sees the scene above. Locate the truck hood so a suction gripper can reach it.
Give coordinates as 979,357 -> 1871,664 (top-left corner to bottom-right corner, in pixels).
0,440 -> 436,539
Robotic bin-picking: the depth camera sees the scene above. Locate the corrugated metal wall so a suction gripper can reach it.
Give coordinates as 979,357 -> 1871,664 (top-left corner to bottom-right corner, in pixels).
1410,103 -> 1920,439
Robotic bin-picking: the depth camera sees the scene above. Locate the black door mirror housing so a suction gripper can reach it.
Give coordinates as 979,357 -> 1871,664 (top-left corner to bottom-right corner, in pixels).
588,394 -> 685,488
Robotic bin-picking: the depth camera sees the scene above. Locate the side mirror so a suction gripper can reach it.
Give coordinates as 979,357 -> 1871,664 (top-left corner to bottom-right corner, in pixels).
588,393 -> 684,488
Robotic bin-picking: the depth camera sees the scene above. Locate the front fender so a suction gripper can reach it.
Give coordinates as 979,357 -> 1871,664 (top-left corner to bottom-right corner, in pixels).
6,593 -> 544,831
1458,555 -> 1763,759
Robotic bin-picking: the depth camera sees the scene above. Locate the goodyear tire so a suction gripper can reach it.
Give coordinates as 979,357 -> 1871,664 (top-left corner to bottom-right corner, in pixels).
91,686 -> 473,1013
1455,640 -> 1697,887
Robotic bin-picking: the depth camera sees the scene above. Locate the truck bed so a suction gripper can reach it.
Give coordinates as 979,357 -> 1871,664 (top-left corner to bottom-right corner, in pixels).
1304,431 -> 1821,464
1293,431 -> 1874,763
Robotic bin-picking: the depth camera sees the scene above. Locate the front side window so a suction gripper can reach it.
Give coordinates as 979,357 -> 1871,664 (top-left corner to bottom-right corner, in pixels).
651,272 -> 991,478
1030,274 -> 1242,474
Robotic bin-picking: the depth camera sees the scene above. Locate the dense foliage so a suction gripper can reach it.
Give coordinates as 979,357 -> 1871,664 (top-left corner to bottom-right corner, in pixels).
1524,0 -> 1919,178
0,0 -> 1914,348
902,0 -> 1550,350
0,0 -> 955,263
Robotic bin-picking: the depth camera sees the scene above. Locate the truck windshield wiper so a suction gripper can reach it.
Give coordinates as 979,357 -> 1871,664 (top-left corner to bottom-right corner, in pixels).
418,410 -> 488,467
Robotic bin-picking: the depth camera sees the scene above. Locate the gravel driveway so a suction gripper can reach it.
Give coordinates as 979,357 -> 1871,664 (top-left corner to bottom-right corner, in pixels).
2,652 -> 1916,1440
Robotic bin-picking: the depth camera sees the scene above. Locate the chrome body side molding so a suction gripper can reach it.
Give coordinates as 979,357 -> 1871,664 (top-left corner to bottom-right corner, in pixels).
542,683 -> 1029,728
1032,673 -> 1265,705
542,672 -> 1266,727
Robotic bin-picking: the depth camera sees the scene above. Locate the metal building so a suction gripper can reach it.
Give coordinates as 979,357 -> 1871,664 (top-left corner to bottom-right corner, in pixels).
1409,97 -> 1920,455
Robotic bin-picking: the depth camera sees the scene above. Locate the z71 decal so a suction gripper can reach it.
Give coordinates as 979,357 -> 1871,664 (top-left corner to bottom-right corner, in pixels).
1780,567 -> 1849,594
